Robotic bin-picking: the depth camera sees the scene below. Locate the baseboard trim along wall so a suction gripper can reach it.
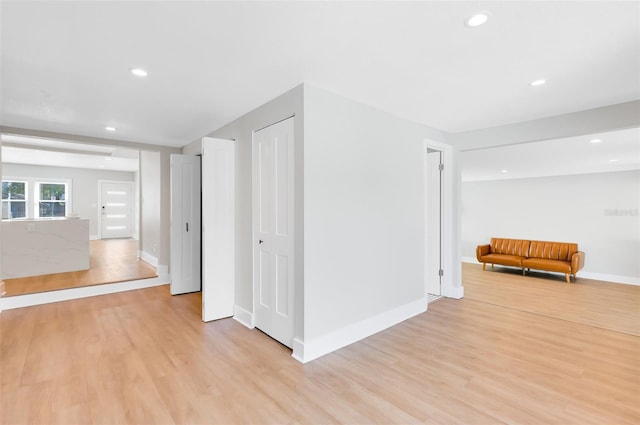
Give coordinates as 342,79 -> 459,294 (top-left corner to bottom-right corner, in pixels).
292,297 -> 427,363
443,285 -> 465,299
291,338 -> 305,363
0,271 -> 171,311
578,272 -> 640,286
233,304 -> 255,329
139,250 -> 159,268
462,257 -> 640,286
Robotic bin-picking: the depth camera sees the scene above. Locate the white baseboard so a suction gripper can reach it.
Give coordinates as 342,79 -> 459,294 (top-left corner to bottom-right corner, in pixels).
233,304 -> 254,329
443,285 -> 464,299
291,338 -> 305,363
578,272 -> 640,286
462,257 -> 639,286
292,297 -> 427,364
140,251 -> 159,268
156,264 -> 168,276
90,234 -> 100,241
0,273 -> 170,311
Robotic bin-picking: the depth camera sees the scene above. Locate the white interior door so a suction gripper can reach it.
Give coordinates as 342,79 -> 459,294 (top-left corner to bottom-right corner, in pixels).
201,137 -> 235,322
100,181 -> 134,239
253,117 -> 295,348
426,149 -> 442,296
170,154 -> 201,295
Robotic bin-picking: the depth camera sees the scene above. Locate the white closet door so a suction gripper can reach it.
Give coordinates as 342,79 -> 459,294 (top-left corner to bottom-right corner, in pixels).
170,154 -> 201,295
253,117 -> 295,348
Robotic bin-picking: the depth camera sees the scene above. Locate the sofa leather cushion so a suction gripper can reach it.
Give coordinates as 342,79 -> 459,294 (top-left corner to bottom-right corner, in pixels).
479,253 -> 526,267
529,241 -> 578,261
522,258 -> 572,273
491,238 -> 531,257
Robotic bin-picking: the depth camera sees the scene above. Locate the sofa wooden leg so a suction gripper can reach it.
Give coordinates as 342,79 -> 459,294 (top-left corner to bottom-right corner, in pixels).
565,273 -> 571,284
482,263 -> 486,271
522,268 -> 526,276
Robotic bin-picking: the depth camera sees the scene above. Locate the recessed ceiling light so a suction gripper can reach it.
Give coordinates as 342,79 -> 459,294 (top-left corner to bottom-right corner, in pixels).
590,139 -> 602,144
105,126 -> 116,132
609,159 -> 619,163
130,68 -> 148,77
530,79 -> 546,87
99,165 -> 105,168
500,169 -> 508,173
465,13 -> 489,28
105,157 -> 113,161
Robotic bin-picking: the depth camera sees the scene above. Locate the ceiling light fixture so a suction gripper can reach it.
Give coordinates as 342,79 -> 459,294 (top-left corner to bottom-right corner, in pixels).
105,126 -> 116,132
590,139 -> 602,144
465,13 -> 489,28
500,169 -> 508,173
609,159 -> 619,163
130,68 -> 148,77
530,79 -> 546,87
105,157 -> 113,161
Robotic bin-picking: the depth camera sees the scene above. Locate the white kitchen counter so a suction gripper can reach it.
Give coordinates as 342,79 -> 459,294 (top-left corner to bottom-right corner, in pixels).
1,218 -> 90,279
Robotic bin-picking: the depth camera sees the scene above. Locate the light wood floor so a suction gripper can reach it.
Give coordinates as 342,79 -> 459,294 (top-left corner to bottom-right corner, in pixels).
2,239 -> 158,297
1,265 -> 638,424
463,262 -> 640,336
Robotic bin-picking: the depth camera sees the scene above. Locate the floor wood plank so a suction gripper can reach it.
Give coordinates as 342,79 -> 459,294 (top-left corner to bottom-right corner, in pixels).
2,239 -> 157,296
1,265 -> 638,424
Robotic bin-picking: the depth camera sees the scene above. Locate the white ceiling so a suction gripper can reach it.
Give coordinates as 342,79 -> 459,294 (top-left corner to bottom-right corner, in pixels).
1,1 -> 639,148
461,127 -> 640,182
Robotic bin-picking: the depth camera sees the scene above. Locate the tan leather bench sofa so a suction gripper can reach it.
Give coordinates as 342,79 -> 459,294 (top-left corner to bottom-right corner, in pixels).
476,237 -> 585,283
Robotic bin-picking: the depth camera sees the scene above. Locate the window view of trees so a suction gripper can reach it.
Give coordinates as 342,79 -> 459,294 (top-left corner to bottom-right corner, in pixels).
38,183 -> 66,217
1,181 -> 27,219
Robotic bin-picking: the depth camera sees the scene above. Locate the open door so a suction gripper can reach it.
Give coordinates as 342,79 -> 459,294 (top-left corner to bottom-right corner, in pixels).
426,148 -> 443,298
201,137 -> 235,322
170,154 -> 201,295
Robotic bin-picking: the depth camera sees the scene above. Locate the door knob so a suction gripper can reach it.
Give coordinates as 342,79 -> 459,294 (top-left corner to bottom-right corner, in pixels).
259,240 -> 264,244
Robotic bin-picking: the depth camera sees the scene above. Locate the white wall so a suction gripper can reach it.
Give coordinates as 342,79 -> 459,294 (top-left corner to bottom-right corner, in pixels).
462,170 -> 640,283
2,163 -> 134,238
190,84 -> 454,361
302,85 -> 448,359
140,151 -> 161,266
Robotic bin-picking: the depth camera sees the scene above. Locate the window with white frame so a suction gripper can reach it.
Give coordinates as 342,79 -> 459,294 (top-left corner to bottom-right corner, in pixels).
2,180 -> 27,219
35,182 -> 68,217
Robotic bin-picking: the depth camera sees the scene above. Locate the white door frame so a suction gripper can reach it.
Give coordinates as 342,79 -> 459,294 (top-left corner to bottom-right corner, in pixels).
97,180 -> 134,240
424,139 -> 461,299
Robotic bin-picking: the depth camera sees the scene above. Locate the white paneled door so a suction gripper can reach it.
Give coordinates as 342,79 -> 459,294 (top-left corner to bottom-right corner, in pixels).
99,181 -> 134,239
253,117 -> 295,348
170,154 -> 201,295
